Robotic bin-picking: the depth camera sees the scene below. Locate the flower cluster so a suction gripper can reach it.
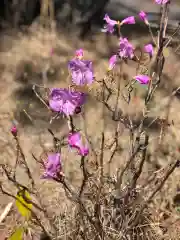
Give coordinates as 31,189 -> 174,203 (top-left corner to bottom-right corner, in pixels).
102,14 -> 135,33
43,49 -> 93,180
41,0 -> 168,181
103,7 -> 161,85
42,130 -> 89,179
49,49 -> 94,117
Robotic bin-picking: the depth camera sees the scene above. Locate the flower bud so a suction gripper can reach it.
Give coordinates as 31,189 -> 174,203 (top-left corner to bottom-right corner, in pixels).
11,125 -> 17,137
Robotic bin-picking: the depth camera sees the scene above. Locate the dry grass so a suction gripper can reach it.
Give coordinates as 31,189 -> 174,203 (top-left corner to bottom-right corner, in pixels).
0,8 -> 180,239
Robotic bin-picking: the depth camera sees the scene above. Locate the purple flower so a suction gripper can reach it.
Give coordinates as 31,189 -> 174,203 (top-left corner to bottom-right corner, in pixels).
75,49 -> 84,59
155,0 -> 169,4
120,16 -> 135,25
68,58 -> 94,85
118,38 -> 134,59
134,75 -> 150,84
139,11 -> 149,25
144,44 -> 154,57
108,55 -> 118,71
42,153 -> 61,179
102,14 -> 118,33
49,88 -> 86,116
68,132 -> 89,156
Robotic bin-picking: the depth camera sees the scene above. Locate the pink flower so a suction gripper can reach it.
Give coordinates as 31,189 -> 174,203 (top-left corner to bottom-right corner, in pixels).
108,55 -> 118,71
134,75 -> 150,84
139,11 -> 149,25
119,38 -> 134,59
120,16 -> 135,25
11,125 -> 17,136
102,14 -> 118,33
49,88 -> 86,116
42,153 -> 62,179
155,0 -> 169,4
75,49 -> 84,59
68,58 -> 94,85
68,132 -> 89,156
144,44 -> 154,57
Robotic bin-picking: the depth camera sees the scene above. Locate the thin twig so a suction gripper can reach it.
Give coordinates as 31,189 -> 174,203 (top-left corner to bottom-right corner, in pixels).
130,159 -> 179,229
79,156 -> 89,197
32,85 -> 50,110
0,202 -> 13,223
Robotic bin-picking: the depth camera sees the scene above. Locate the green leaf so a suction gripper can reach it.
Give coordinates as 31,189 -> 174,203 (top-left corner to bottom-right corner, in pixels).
16,188 -> 32,219
8,227 -> 24,240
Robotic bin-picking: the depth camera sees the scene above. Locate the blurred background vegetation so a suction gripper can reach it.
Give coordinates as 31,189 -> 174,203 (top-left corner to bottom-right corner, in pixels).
0,0 -> 180,39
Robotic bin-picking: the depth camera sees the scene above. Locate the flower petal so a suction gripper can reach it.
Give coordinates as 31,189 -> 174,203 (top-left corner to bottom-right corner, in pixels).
121,16 -> 135,25
68,59 -> 94,85
68,132 -> 89,156
103,14 -> 118,33
42,153 -> 61,179
155,0 -> 169,4
108,54 -> 117,70
119,38 -> 134,59
49,88 -> 86,116
139,11 -> 149,25
134,75 -> 150,84
144,44 -> 154,57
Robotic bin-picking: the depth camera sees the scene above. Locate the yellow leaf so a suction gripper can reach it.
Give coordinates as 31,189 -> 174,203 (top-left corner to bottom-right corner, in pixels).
8,227 -> 24,240
163,48 -> 169,57
16,188 -> 32,219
